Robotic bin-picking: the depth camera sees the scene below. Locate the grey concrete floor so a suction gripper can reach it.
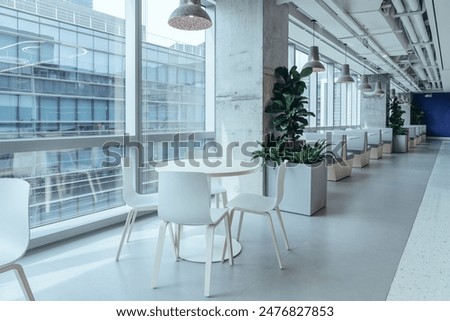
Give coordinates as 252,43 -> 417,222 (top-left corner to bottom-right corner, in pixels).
0,140 -> 442,301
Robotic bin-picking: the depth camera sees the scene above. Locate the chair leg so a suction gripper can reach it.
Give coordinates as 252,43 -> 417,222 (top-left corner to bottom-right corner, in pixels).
224,215 -> 233,266
265,212 -> 283,270
215,193 -> 220,208
10,264 -> 35,301
126,209 -> 139,242
236,211 -> 245,241
204,225 -> 215,297
221,192 -> 228,207
221,209 -> 235,263
275,206 -> 290,250
171,224 -> 182,261
115,209 -> 135,261
152,220 -> 169,289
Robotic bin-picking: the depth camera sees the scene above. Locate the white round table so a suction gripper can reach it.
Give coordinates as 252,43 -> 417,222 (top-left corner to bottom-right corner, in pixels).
155,158 -> 260,263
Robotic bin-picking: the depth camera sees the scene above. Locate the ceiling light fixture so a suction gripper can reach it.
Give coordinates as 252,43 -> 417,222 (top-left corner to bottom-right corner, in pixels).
374,68 -> 385,97
390,88 -> 397,99
359,58 -> 372,91
168,0 -> 212,31
303,20 -> 325,72
336,44 -> 354,83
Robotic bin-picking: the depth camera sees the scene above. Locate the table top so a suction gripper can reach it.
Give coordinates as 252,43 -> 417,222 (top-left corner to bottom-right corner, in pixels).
155,158 -> 260,177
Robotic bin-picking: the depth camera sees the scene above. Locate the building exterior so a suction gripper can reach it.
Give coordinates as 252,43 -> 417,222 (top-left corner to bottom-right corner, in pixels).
0,0 -> 207,227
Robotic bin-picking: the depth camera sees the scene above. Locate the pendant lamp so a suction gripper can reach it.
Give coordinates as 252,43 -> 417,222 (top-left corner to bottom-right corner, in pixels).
373,68 -> 385,96
359,58 -> 372,91
168,0 -> 212,31
303,20 -> 325,72
390,88 -> 396,99
373,81 -> 384,96
336,44 -> 355,83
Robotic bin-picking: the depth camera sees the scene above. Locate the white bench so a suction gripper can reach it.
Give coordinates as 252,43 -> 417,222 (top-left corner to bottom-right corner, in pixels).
415,126 -> 421,144
343,130 -> 370,168
381,128 -> 393,154
421,125 -> 427,142
303,132 -> 353,181
366,129 -> 383,159
404,126 -> 417,149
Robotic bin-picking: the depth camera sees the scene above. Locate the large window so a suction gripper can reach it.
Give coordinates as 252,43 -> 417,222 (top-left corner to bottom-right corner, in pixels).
292,48 -> 361,129
0,0 -> 126,227
0,0 -> 215,227
139,0 -> 214,194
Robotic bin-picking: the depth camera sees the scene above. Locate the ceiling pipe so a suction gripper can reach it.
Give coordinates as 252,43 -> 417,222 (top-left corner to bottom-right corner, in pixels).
391,0 -> 419,42
391,0 -> 437,85
400,0 -> 441,87
405,0 -> 440,85
318,0 -> 420,91
412,63 -> 428,80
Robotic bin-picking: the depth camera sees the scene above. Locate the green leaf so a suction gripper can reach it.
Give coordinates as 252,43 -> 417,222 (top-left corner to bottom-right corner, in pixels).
275,66 -> 289,81
299,66 -> 313,78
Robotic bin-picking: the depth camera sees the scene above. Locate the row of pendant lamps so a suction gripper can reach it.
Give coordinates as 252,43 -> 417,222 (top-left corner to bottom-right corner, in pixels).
303,20 -> 387,95
167,3 -> 392,98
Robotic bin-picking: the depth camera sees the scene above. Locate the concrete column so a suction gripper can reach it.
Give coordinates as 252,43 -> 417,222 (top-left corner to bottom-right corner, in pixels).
401,103 -> 411,126
401,93 -> 412,126
360,74 -> 390,128
215,0 -> 288,195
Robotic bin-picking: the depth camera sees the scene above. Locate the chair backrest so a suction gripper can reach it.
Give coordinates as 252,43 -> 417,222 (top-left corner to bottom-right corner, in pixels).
158,171 -> 212,225
274,162 -> 287,207
381,128 -> 393,142
345,130 -> 368,151
121,157 -> 137,205
331,133 -> 347,158
366,129 -> 382,145
0,178 -> 30,264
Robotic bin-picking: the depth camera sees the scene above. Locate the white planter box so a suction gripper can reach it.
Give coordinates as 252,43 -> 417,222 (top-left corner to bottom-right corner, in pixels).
265,161 -> 327,216
393,134 -> 408,153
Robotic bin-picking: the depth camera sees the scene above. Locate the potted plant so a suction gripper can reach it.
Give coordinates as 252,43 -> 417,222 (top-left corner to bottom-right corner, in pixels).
410,102 -> 425,125
252,65 -> 331,216
388,96 -> 408,152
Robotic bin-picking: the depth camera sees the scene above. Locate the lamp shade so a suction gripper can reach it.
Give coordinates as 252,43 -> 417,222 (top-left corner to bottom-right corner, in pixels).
303,46 -> 325,72
168,0 -> 212,31
336,64 -> 355,83
390,88 -> 396,98
359,74 -> 372,91
373,81 -> 385,96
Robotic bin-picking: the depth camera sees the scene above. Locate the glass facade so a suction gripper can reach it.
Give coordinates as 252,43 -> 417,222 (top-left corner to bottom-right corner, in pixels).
0,0 -> 360,231
138,0 -> 210,194
293,48 -> 361,129
0,0 -> 210,227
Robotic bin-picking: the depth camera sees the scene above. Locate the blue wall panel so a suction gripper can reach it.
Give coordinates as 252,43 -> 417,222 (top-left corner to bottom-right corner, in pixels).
413,93 -> 450,137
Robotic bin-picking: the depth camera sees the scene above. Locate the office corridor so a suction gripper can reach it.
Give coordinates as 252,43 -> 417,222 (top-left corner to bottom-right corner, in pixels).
0,140 -> 447,301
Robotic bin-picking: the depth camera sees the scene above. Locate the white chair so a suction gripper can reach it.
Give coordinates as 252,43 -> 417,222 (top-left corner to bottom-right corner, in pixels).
152,171 -> 233,297
0,178 -> 35,300
115,161 -> 158,261
190,152 -> 227,207
225,161 -> 289,269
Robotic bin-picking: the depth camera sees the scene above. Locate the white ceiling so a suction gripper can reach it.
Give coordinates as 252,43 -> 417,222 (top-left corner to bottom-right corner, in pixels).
283,0 -> 450,93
